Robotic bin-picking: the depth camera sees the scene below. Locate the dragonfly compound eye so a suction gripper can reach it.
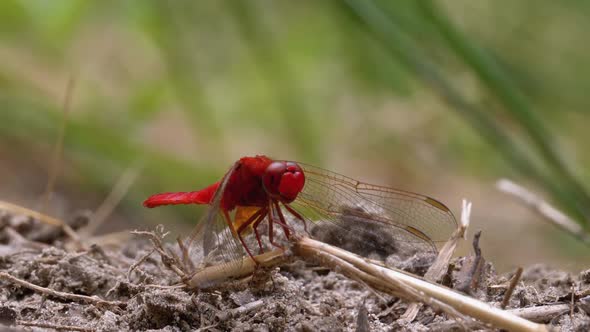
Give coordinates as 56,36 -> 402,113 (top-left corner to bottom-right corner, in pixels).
263,161 -> 305,203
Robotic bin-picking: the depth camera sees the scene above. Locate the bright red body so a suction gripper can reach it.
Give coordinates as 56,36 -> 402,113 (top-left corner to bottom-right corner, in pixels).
143,155 -> 302,211
143,155 -> 307,260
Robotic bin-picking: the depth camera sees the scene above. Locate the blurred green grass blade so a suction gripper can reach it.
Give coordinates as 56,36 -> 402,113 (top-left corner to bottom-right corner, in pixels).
0,95 -> 217,194
332,2 -> 413,97
415,0 -> 590,220
341,0 -> 589,227
126,80 -> 169,130
225,1 -> 321,163
0,0 -> 29,37
18,0 -> 91,46
134,1 -> 223,141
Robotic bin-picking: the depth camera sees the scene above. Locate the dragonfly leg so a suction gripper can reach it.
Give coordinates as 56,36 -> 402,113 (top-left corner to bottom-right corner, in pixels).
223,209 -> 237,235
236,231 -> 257,263
267,206 -> 284,249
282,203 -> 309,235
235,207 -> 266,235
234,207 -> 267,264
251,209 -> 269,254
273,201 -> 292,239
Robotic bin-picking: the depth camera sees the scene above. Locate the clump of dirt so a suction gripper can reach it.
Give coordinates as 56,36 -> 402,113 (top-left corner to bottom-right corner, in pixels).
1,209 -> 589,331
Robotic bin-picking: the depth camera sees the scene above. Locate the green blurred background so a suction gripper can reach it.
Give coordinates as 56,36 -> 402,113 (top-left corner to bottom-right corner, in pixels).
1,0 -> 590,271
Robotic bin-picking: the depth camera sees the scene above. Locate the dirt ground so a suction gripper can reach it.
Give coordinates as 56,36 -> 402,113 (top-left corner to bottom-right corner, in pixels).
1,209 -> 590,332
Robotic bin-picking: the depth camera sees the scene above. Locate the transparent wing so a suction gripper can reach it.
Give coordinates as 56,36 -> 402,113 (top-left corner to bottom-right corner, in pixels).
289,163 -> 458,257
184,162 -> 246,272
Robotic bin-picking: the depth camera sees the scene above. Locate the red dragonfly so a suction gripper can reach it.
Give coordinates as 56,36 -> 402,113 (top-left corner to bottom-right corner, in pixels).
144,155 -> 457,267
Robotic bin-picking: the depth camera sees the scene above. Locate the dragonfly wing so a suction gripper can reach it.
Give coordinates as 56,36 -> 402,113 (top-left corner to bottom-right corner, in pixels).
185,162 -> 246,269
289,163 -> 458,257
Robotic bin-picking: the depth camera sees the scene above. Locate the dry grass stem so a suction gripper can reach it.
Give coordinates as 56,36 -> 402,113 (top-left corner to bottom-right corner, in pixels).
17,320 -> 95,332
497,179 -> 590,244
294,237 -> 548,332
217,300 -> 265,321
0,200 -> 81,246
507,304 -> 571,323
40,76 -> 75,214
296,237 -> 473,328
187,249 -> 289,288
82,166 -> 141,237
427,199 -> 471,282
402,199 -> 472,322
85,230 -> 133,248
0,272 -> 124,308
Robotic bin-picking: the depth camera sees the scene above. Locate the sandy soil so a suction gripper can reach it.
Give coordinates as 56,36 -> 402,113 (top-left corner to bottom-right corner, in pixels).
1,209 -> 590,332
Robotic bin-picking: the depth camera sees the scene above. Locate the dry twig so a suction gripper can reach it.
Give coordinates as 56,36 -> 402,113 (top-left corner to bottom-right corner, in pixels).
431,302 -> 569,331
127,247 -> 156,281
131,226 -> 187,280
508,304 -> 571,323
455,230 -> 485,294
502,267 -> 524,309
0,200 -> 81,246
0,272 -> 124,308
217,300 -> 265,321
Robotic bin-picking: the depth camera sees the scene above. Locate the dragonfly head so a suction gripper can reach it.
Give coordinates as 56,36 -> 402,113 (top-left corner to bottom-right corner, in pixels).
262,161 -> 305,203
